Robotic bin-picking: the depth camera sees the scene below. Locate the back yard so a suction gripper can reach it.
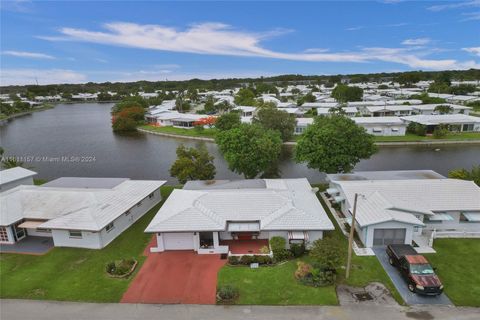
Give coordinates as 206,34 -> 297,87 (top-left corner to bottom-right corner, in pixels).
0,186 -> 175,302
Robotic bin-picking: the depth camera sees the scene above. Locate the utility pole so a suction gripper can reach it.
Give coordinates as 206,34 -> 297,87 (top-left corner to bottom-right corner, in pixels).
346,193 -> 358,279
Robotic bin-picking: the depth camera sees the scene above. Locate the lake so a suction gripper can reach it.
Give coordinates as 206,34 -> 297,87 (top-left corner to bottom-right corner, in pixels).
1,103 -> 479,184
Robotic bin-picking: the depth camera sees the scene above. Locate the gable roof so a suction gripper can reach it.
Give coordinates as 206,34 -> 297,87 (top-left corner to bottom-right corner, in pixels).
0,167 -> 37,186
145,178 -> 334,233
0,179 -> 166,230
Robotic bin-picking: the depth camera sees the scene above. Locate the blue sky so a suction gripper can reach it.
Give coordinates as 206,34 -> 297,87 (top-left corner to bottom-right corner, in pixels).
1,0 -> 479,85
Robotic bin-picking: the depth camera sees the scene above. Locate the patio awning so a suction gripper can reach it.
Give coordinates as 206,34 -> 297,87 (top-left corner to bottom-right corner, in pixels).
288,231 -> 309,241
227,222 -> 260,232
428,213 -> 454,221
17,220 -> 46,229
462,212 -> 480,222
326,188 -> 339,195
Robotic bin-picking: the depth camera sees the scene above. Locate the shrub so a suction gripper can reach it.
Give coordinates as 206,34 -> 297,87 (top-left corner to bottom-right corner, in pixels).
255,255 -> 273,265
217,284 -> 239,302
259,245 -> 270,254
228,256 -> 240,265
290,243 -> 306,258
105,259 -> 136,276
273,249 -> 293,262
240,255 -> 254,265
193,125 -> 205,133
433,124 -> 449,139
407,122 -> 426,136
294,261 -> 313,280
270,236 -> 286,252
309,237 -> 343,271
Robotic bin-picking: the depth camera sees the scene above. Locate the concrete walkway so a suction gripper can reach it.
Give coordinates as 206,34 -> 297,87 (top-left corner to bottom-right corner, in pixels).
0,237 -> 54,255
373,248 -> 452,305
1,299 -> 479,320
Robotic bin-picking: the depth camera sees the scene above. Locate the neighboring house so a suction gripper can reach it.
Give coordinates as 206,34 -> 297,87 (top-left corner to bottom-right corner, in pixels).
234,106 -> 257,117
362,105 -> 413,117
145,178 -> 334,255
326,171 -> 480,248
146,111 -> 211,128
0,167 -> 37,192
401,114 -> 480,133
294,117 -> 314,134
353,117 -> 407,136
0,177 -> 166,248
411,104 -> 471,115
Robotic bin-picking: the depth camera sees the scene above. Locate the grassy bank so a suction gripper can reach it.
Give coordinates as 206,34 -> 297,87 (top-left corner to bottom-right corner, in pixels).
374,132 -> 480,142
138,125 -> 217,139
0,105 -> 55,121
0,186 -> 175,302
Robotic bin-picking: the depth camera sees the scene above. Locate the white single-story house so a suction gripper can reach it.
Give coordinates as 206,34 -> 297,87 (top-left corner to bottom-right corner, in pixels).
0,167 -> 37,192
234,106 -> 257,117
410,104 -> 471,115
294,117 -> 314,134
363,105 -> 414,117
327,171 -> 480,248
353,117 -> 407,136
401,114 -> 480,133
146,111 -> 213,128
145,178 -> 334,255
0,177 -> 166,249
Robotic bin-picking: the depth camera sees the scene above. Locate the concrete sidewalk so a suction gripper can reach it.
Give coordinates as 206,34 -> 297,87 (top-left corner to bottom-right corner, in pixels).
1,299 -> 479,320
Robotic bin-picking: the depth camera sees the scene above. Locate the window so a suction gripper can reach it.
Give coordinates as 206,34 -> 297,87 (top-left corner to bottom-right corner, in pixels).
105,222 -> 115,233
0,227 -> 9,242
148,192 -> 154,199
136,201 -> 142,207
69,230 -> 82,238
462,124 -> 474,132
124,210 -> 131,216
36,228 -> 51,233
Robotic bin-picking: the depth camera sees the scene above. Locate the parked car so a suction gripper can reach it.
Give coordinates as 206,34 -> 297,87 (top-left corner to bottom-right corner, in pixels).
386,244 -> 443,296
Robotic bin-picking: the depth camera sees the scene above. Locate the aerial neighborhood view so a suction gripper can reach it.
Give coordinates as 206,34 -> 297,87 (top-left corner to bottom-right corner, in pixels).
1,1 -> 480,319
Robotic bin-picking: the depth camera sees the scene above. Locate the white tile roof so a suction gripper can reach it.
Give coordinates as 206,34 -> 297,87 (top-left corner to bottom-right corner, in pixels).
401,114 -> 480,125
0,167 -> 37,186
0,179 -> 166,230
353,117 -> 405,125
145,178 -> 334,233
335,179 -> 480,227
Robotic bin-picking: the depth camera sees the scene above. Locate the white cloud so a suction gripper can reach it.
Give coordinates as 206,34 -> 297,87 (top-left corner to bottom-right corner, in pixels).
2,50 -> 55,59
463,47 -> 480,57
461,11 -> 480,21
402,38 -> 431,46
346,26 -> 364,31
38,21 -> 479,71
427,0 -> 480,11
1,69 -> 87,85
0,0 -> 33,13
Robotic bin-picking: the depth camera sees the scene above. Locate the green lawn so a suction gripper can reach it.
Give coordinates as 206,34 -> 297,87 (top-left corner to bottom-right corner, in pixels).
216,194 -> 404,305
0,186 -> 175,302
374,132 -> 480,142
138,124 -> 217,139
425,238 -> 480,307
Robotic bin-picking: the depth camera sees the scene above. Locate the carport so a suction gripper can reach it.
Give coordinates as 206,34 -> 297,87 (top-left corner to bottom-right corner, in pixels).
373,247 -> 452,305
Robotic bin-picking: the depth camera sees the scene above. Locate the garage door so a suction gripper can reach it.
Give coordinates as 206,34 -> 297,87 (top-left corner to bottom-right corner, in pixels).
163,233 -> 194,250
373,228 -> 406,246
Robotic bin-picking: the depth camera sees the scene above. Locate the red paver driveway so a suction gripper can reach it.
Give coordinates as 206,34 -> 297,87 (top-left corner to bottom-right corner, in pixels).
121,243 -> 226,304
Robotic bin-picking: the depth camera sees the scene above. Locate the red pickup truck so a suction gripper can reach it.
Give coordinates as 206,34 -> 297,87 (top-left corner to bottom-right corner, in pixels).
386,244 -> 443,296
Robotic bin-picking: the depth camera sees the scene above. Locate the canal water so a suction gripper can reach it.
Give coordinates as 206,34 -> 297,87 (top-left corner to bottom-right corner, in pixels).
1,103 -> 479,184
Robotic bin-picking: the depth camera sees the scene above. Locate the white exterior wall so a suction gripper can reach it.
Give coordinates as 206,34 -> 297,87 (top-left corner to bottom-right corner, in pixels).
52,188 -> 161,249
362,221 -> 414,248
51,229 -> 102,249
306,230 -> 323,249
359,124 -> 406,136
424,211 -> 480,232
0,176 -> 34,192
98,188 -> 161,248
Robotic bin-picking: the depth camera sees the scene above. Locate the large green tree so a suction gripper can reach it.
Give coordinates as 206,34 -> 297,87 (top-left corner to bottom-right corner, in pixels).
215,112 -> 241,131
170,145 -> 216,184
331,84 -> 363,102
216,124 -> 282,178
253,107 -> 296,141
234,88 -> 256,106
295,115 -> 377,173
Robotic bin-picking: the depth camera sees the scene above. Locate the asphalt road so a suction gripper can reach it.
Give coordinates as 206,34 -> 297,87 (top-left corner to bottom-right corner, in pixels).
1,299 -> 479,320
373,247 -> 453,305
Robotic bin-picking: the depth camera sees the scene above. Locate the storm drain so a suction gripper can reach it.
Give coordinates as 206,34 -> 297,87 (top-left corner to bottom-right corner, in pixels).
353,292 -> 373,301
